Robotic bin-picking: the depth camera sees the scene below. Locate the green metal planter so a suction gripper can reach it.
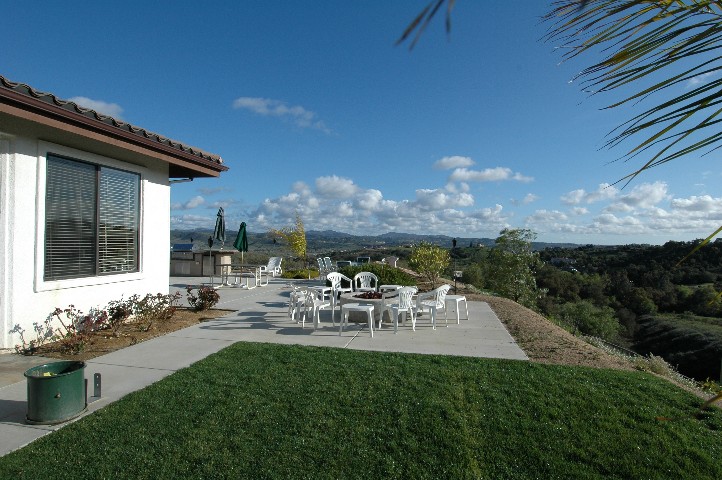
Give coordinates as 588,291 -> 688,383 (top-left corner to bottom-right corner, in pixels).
24,361 -> 87,425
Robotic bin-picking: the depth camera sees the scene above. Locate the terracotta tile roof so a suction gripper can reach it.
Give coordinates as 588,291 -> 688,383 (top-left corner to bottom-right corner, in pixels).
0,74 -> 227,176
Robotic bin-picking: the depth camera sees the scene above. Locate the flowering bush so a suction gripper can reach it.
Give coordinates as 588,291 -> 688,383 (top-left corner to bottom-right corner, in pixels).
9,291 -> 182,355
186,286 -> 220,311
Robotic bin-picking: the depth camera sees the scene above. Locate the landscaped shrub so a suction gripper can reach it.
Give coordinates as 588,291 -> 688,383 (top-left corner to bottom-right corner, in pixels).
10,305 -> 106,355
408,241 -> 449,288
281,269 -> 318,279
186,286 -> 220,311
130,292 -> 181,331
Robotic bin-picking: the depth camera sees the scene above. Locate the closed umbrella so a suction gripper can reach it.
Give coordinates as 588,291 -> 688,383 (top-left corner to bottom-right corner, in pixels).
233,222 -> 248,263
213,207 -> 225,248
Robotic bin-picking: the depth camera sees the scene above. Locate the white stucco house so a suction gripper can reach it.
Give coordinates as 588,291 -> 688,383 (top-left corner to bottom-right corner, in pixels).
0,75 -> 228,350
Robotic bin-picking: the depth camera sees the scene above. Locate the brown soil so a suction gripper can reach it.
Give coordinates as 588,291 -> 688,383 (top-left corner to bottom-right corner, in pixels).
408,272 -> 634,371
469,293 -> 633,371
32,308 -> 231,362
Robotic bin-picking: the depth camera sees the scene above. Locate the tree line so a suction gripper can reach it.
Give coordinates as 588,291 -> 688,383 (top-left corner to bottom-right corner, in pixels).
452,232 -> 722,380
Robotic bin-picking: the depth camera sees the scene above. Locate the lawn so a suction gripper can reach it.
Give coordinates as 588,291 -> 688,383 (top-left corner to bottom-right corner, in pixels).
1,343 -> 721,479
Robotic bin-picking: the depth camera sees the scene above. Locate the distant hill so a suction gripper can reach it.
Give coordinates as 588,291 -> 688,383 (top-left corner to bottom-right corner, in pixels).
171,228 -> 581,252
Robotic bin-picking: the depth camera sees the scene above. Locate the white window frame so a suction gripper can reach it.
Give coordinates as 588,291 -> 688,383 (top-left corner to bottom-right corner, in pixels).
34,141 -> 146,292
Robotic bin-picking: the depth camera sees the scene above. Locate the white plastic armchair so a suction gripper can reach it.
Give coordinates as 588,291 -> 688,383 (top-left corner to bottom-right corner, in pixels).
380,286 -> 418,333
288,285 -> 306,323
299,288 -> 332,330
326,272 -> 353,322
416,284 -> 451,330
323,257 -> 335,273
317,258 -> 328,280
261,257 -> 283,277
353,272 -> 379,292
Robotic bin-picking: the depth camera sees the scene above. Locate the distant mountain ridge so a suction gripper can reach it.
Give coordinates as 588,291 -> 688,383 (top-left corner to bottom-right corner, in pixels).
171,228 -> 581,251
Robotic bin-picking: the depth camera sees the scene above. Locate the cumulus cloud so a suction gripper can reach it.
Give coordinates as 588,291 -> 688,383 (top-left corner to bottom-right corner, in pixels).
449,167 -> 533,183
171,195 -> 205,210
315,175 -> 358,199
433,156 -> 475,170
511,193 -> 539,206
68,96 -> 124,119
561,183 -> 618,205
232,97 -> 331,133
244,175 -> 508,237
526,209 -> 568,224
170,214 -> 212,229
670,195 -> 720,212
686,71 -> 718,89
415,189 -> 474,209
615,181 -> 669,210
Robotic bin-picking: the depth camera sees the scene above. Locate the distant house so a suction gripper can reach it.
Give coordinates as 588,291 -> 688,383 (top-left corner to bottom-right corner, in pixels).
0,75 -> 227,349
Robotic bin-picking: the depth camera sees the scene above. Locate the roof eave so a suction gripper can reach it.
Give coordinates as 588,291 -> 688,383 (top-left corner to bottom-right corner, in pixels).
0,82 -> 228,179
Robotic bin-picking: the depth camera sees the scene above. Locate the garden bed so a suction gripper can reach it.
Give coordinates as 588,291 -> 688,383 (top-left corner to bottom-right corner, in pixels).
30,308 -> 230,362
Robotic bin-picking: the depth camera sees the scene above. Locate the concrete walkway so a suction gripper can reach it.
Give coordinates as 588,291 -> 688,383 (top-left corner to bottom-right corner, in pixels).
0,277 -> 527,456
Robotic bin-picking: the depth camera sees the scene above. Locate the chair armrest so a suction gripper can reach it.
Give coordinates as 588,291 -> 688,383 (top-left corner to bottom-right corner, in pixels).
416,290 -> 435,301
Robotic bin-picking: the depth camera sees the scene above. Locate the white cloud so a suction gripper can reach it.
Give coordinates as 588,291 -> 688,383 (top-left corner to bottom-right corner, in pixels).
561,183 -> 618,205
511,193 -> 539,206
415,189 -> 474,209
68,96 -> 124,119
315,175 -> 358,199
246,175 -> 507,237
686,71 -> 718,89
449,167 -> 533,183
527,209 -> 568,223
616,181 -> 669,209
232,97 -> 331,133
433,156 -> 475,170
171,195 -> 205,210
670,195 -> 721,212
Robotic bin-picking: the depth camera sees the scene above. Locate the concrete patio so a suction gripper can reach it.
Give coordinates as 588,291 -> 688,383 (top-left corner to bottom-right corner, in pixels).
0,276 -> 527,456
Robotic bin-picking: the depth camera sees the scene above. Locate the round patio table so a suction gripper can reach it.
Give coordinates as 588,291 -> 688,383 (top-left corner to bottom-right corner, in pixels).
339,292 -> 386,323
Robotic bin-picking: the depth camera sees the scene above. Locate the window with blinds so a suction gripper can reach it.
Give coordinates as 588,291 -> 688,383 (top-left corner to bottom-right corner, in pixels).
44,154 -> 140,281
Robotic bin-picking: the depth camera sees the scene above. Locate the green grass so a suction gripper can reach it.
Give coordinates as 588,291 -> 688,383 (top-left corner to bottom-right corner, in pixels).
2,343 -> 721,479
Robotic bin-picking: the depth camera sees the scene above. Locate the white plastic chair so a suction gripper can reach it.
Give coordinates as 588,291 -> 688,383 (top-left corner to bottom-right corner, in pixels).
288,285 -> 306,323
261,257 -> 283,277
299,287 -> 332,330
353,272 -> 379,292
416,284 -> 451,330
380,286 -> 418,333
326,272 -> 353,322
323,257 -> 335,273
317,258 -> 328,280
383,256 -> 399,268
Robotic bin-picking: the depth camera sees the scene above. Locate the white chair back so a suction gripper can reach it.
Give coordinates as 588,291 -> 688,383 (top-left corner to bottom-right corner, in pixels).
433,284 -> 451,307
397,286 -> 417,309
353,272 -> 379,291
323,257 -> 334,272
327,272 -> 352,291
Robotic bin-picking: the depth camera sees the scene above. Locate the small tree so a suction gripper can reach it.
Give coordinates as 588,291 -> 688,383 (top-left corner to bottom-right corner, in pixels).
486,228 -> 542,309
269,213 -> 308,276
408,241 -> 450,289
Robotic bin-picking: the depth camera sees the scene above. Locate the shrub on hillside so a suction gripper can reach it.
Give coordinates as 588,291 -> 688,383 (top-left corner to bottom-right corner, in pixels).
338,264 -> 416,288
554,300 -> 620,341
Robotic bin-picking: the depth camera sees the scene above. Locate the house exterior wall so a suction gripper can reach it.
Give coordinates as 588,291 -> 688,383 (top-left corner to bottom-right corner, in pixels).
0,132 -> 170,350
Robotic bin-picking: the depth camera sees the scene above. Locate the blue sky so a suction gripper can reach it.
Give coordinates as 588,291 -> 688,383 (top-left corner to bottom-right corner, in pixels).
4,1 -> 720,245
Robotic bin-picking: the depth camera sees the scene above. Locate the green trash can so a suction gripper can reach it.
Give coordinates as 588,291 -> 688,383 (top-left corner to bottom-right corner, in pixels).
24,361 -> 87,425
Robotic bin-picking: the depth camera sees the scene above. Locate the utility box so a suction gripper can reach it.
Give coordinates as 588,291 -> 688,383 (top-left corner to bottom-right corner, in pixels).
24,361 -> 87,425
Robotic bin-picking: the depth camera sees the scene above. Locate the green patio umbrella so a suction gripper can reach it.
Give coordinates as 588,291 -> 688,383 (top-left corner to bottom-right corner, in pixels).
233,221 -> 248,263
